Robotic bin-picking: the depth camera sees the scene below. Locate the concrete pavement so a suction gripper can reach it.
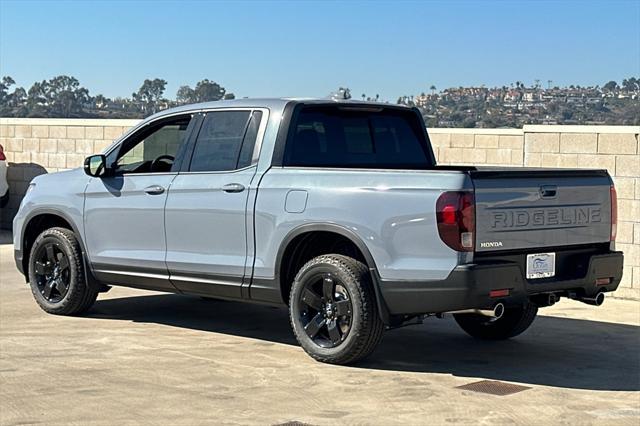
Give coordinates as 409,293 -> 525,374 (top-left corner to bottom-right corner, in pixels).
1,231 -> 639,425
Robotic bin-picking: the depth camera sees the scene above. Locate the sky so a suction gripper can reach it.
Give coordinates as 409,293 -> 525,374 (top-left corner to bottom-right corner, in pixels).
1,0 -> 639,101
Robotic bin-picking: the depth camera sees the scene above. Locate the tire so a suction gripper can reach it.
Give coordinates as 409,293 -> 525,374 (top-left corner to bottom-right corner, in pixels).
0,191 -> 8,208
28,227 -> 98,316
453,303 -> 538,340
289,254 -> 384,365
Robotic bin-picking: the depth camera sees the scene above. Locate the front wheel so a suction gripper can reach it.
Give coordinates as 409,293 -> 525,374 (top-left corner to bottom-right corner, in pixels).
28,227 -> 98,316
289,254 -> 384,365
453,303 -> 538,340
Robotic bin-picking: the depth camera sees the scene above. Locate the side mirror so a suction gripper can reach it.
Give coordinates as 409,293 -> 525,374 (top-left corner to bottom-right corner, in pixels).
84,154 -> 108,177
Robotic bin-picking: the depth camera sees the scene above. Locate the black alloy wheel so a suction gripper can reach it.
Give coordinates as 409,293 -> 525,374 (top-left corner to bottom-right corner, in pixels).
28,227 -> 98,315
298,273 -> 353,348
289,254 -> 384,365
33,242 -> 71,303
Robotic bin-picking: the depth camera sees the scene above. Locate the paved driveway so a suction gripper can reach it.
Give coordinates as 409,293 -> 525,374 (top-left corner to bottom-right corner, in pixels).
1,232 -> 638,425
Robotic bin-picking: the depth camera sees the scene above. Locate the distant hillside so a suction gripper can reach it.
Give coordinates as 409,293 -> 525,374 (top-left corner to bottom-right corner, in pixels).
1,76 -> 638,127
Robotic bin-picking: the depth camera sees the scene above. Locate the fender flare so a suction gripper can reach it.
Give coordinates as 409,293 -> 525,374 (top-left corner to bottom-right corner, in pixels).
276,222 -> 391,324
21,207 -> 85,254
19,208 -> 103,291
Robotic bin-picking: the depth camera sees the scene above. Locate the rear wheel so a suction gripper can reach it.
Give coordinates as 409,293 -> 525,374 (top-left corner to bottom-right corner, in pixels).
28,227 -> 98,315
453,303 -> 538,340
289,254 -> 384,365
0,192 -> 8,208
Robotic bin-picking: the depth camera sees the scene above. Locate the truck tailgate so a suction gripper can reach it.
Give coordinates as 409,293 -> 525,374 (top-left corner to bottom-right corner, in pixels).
472,169 -> 613,252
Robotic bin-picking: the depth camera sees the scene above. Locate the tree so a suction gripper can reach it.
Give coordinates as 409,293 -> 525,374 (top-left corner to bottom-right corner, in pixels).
194,79 -> 226,102
175,79 -> 226,104
430,85 -> 436,95
603,80 -> 618,92
45,75 -> 90,117
0,76 -> 15,105
26,81 -> 49,117
133,78 -> 167,115
0,76 -> 28,116
176,85 -> 196,104
622,77 -> 639,92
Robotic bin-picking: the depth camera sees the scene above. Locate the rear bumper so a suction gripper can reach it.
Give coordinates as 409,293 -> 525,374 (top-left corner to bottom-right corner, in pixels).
379,251 -> 624,315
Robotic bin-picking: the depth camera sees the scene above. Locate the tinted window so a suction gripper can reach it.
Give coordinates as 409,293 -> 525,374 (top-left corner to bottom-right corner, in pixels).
189,110 -> 261,172
238,111 -> 263,168
284,107 -> 433,169
114,115 -> 193,174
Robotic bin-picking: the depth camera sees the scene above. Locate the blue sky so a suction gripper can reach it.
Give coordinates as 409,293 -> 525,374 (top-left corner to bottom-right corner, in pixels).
1,0 -> 638,101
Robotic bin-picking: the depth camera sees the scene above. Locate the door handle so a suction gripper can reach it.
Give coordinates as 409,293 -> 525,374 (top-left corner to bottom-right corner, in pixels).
144,185 -> 165,195
222,183 -> 245,193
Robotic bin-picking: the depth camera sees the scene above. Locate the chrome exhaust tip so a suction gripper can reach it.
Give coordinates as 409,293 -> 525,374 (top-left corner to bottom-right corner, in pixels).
449,302 -> 505,319
493,302 -> 505,319
579,292 -> 605,306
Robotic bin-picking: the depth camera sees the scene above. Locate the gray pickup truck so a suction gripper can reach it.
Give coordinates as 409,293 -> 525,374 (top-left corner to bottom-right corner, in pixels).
13,99 -> 623,364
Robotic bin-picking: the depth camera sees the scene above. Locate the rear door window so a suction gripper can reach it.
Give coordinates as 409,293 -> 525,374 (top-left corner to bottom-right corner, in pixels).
189,110 -> 262,172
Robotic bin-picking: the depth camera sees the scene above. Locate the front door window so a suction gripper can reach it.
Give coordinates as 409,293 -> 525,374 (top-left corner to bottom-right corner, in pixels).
111,115 -> 194,174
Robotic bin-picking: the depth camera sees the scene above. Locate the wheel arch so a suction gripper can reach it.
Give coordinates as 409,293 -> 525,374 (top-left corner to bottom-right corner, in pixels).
19,208 -> 99,289
275,223 -> 391,323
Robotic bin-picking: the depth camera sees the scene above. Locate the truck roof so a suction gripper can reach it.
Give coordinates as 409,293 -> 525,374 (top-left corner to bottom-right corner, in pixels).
146,97 -> 411,121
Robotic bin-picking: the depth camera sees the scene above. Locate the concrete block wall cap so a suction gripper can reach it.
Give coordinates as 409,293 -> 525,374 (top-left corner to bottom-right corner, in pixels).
523,125 -> 640,134
0,117 -> 142,127
428,128 -> 523,135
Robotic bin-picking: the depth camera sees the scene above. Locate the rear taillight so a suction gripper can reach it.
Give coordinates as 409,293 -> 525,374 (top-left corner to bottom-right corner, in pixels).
0,144 -> 5,161
610,185 -> 617,241
436,191 -> 475,252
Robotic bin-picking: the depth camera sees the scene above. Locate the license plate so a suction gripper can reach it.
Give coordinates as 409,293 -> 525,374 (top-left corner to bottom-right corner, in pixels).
526,252 -> 556,279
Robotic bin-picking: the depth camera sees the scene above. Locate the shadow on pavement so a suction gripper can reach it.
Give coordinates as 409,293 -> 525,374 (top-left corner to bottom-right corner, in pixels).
90,293 -> 639,392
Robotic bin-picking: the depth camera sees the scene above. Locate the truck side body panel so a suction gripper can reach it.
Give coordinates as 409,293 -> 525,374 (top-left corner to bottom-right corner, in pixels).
251,167 -> 471,289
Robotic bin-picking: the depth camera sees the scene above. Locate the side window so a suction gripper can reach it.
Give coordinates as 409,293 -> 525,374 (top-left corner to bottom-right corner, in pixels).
237,111 -> 263,168
189,110 -> 262,172
113,115 -> 193,174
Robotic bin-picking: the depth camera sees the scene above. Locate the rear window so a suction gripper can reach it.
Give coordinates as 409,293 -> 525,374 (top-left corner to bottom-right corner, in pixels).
283,106 -> 434,169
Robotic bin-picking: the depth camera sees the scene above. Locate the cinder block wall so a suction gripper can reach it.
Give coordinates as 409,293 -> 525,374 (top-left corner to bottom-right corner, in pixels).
0,118 -> 139,229
1,118 -> 639,299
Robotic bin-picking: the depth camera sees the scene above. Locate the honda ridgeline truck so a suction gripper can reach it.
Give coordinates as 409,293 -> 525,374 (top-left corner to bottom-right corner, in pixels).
13,99 -> 623,364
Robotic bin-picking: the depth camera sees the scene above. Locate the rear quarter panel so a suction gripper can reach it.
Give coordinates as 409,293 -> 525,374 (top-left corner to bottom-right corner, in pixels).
254,167 -> 471,282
